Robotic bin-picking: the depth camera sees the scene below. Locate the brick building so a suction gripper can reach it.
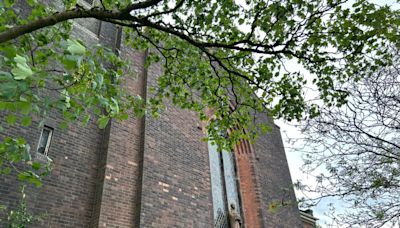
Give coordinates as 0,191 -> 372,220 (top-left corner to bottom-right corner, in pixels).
0,1 -> 303,227
300,210 -> 318,228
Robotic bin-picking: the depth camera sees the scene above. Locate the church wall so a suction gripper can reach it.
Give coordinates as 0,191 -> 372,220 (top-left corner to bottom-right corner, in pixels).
92,35 -> 148,227
0,111 -> 104,227
1,1 -> 304,227
137,63 -> 214,227
235,140 -> 264,228
0,3 -> 146,227
253,114 -> 303,227
0,12 -> 109,227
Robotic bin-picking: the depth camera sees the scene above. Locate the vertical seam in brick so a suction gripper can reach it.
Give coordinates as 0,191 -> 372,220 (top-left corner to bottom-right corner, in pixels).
90,122 -> 111,227
90,25 -> 124,227
134,48 -> 149,227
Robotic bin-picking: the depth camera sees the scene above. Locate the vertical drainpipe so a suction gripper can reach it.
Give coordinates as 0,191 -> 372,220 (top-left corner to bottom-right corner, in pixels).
134,48 -> 149,227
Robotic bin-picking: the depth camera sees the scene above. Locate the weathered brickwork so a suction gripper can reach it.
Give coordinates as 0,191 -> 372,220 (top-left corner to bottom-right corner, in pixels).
137,63 -> 213,227
253,114 -> 303,228
0,2 -> 303,227
0,104 -> 104,227
93,34 -> 148,228
234,140 -> 263,228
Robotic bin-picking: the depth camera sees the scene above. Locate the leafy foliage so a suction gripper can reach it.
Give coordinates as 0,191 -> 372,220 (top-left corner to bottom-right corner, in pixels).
295,49 -> 400,227
0,0 -> 398,146
0,185 -> 44,227
0,137 -> 51,187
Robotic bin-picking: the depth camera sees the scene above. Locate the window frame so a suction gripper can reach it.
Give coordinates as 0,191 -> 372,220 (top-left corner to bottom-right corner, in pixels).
37,126 -> 53,156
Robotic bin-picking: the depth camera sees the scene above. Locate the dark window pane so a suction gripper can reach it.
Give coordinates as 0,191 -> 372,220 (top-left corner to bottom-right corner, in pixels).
37,127 -> 52,155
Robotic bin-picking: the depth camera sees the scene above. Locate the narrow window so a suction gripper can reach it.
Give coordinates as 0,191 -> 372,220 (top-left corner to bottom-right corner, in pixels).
208,141 -> 228,227
37,126 -> 53,155
208,141 -> 242,227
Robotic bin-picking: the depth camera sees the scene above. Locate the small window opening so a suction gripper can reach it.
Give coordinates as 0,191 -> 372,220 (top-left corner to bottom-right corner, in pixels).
37,126 -> 53,155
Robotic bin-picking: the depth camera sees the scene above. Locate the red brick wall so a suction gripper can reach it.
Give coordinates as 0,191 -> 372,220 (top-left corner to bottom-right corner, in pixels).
0,18 -> 147,228
0,103 -> 104,227
253,114 -> 303,227
92,35 -> 148,228
137,63 -> 214,227
0,20 -> 110,227
235,140 -> 263,228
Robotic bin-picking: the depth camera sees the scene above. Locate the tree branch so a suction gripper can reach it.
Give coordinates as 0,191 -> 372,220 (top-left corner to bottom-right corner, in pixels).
0,7 -> 119,43
0,0 -> 163,43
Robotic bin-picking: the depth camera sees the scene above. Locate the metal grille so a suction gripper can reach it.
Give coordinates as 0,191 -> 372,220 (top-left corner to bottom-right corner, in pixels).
215,208 -> 228,228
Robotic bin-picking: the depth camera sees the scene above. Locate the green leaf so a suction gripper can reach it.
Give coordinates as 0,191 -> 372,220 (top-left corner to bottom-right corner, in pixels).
117,113 -> 129,121
82,114 -> 90,127
66,39 -> 86,55
98,116 -> 110,129
11,55 -> 33,80
22,147 -> 31,161
26,0 -> 38,6
31,162 -> 41,170
0,82 -> 18,99
6,114 -> 17,125
2,167 -> 11,175
18,172 -> 42,187
0,102 -> 5,110
21,116 -> 32,126
0,70 -> 12,80
61,55 -> 81,70
17,172 -> 29,181
30,177 -> 43,187
4,0 -> 15,7
59,121 -> 68,130
96,74 -> 104,88
18,102 -> 32,115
